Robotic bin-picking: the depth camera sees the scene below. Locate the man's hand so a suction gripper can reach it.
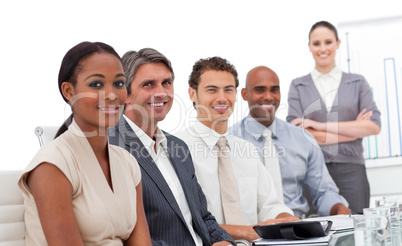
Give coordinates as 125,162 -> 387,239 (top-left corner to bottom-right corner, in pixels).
219,214 -> 300,243
256,213 -> 300,226
330,203 -> 351,215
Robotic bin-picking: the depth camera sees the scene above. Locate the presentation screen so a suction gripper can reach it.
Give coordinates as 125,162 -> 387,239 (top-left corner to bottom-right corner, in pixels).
337,16 -> 402,160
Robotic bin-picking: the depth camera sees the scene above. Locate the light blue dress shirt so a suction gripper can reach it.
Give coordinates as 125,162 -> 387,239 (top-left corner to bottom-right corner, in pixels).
230,115 -> 348,217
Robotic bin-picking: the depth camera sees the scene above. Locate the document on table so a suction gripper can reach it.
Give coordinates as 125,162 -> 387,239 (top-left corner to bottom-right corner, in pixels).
253,232 -> 333,245
303,215 -> 354,232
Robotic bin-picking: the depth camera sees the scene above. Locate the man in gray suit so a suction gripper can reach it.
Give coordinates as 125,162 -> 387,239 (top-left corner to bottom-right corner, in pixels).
109,48 -> 234,246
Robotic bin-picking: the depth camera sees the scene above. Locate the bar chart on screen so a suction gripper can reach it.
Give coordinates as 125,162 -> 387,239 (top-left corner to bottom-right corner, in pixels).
337,16 -> 402,160
337,16 -> 402,202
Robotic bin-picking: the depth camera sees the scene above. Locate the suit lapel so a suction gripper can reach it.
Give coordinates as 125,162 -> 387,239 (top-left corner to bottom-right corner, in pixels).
165,135 -> 193,205
115,118 -> 187,225
164,134 -> 203,231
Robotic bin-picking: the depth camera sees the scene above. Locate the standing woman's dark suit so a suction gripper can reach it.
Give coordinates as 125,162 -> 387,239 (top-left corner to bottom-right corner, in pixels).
109,117 -> 234,245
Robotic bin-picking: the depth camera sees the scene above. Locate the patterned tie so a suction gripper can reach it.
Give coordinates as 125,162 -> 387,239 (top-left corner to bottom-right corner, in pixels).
262,128 -> 284,202
216,136 -> 245,225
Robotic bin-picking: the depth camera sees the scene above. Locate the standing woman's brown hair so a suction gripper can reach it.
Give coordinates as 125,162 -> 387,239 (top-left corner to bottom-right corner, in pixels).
18,41 -> 151,245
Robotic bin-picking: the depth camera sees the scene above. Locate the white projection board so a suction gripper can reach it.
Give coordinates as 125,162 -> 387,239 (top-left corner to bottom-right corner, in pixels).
337,16 -> 402,160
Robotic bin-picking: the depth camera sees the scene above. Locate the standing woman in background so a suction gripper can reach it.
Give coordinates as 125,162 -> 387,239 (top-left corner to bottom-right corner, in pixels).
18,42 -> 151,245
287,21 -> 381,214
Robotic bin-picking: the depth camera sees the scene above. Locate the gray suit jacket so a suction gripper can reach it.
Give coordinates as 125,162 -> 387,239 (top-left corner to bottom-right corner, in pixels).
109,117 -> 234,245
287,72 -> 381,164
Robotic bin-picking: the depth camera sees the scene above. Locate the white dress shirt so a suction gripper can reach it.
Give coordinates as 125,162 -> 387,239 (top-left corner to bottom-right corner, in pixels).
311,66 -> 342,112
177,120 -> 293,226
124,116 -> 202,246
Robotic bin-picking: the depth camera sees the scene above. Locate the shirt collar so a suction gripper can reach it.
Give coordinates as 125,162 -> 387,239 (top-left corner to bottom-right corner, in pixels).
123,114 -> 167,150
243,114 -> 278,141
154,128 -> 168,149
191,119 -> 230,149
311,66 -> 342,81
330,66 -> 342,81
311,68 -> 321,81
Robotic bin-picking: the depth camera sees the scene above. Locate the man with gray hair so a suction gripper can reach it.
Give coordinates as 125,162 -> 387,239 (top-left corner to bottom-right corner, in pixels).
109,48 -> 234,246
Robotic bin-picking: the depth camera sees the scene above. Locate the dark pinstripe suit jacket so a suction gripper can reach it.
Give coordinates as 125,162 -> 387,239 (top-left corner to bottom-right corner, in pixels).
109,117 -> 234,246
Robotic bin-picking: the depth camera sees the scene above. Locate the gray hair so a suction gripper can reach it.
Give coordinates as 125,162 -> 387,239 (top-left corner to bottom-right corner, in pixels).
122,48 -> 175,95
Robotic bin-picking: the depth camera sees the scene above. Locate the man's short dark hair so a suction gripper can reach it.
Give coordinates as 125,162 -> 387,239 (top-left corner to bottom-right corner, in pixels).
188,56 -> 239,90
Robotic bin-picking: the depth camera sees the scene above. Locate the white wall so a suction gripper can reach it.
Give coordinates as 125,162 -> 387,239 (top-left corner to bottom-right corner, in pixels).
1,0 -> 402,170
366,157 -> 402,207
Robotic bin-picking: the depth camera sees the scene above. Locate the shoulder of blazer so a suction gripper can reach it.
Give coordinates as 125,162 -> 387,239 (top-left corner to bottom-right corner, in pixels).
292,74 -> 313,86
342,72 -> 366,84
109,116 -> 142,151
